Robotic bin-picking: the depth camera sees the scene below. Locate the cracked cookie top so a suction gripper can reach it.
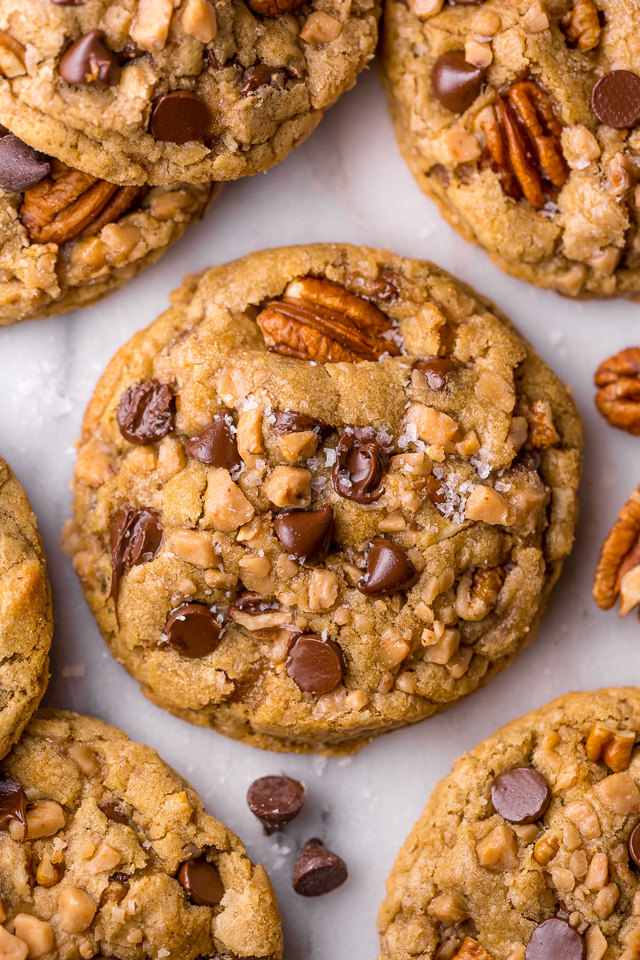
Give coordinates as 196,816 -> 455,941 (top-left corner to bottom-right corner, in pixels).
380,0 -> 640,297
0,709 -> 282,960
64,243 -> 583,754
0,456 -> 51,761
378,688 -> 640,960
0,0 -> 379,186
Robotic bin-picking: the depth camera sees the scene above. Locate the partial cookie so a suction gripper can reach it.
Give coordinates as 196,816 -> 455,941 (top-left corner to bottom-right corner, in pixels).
380,0 -> 640,297
0,455 -> 51,759
0,709 -> 283,960
64,243 -> 582,754
0,0 -> 379,187
378,688 -> 640,960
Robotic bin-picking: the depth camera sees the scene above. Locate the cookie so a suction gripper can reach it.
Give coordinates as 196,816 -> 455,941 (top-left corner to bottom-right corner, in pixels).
0,132 -> 215,327
380,0 -> 640,298
0,455 -> 51,760
0,0 -> 379,187
0,709 -> 283,960
378,688 -> 640,960
64,243 -> 582,754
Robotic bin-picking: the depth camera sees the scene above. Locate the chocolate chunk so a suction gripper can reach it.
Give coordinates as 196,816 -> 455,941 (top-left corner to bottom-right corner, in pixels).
177,857 -> 224,906
357,537 -> 418,595
150,92 -> 210,144
414,356 -> 457,391
229,593 -> 280,616
240,64 -> 280,96
333,427 -> 389,504
526,919 -> 585,960
99,800 -> 131,826
591,70 -> 640,129
292,839 -> 348,896
286,634 -> 344,694
247,775 -> 305,834
116,380 -> 175,445
0,773 -> 26,830
630,823 -> 640,868
165,603 -> 224,658
271,411 -> 330,436
274,504 -> 333,564
491,767 -> 551,824
431,51 -> 485,113
0,135 -> 50,193
109,508 -> 162,612
59,30 -> 120,86
184,414 -> 241,471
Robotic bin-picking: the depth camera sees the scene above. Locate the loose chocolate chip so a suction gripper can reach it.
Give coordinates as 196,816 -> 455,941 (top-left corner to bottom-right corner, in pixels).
274,504 -> 333,564
165,603 -> 224,658
185,414 -> 241,472
491,767 -> 551,824
229,593 -> 280,616
99,800 -> 131,826
292,839 -> 348,896
150,92 -> 210,144
591,70 -> 640,129
630,823 -> 640,868
109,508 -> 163,612
59,30 -> 120,86
0,773 -> 25,830
286,634 -> 344,694
414,356 -> 457,391
526,919 -> 585,960
271,411 -> 330,436
116,380 -> 176,445
333,427 -> 389,504
0,135 -> 51,193
431,51 -> 485,113
177,857 -> 224,907
240,64 -> 281,96
247,775 -> 305,834
357,537 -> 418,595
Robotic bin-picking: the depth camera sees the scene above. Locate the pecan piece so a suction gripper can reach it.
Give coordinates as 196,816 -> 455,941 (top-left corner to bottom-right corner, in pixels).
0,30 -> 26,77
561,0 -> 601,52
517,398 -> 560,449
593,484 -> 640,616
256,276 -> 401,363
595,348 -> 640,434
452,937 -> 493,960
246,0 -> 305,14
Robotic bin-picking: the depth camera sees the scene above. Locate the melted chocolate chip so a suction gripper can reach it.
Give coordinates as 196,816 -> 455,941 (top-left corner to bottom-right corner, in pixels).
247,775 -> 305,834
357,537 -> 418,595
491,768 -> 551,824
177,857 -> 224,907
591,71 -> 640,129
431,51 -> 485,113
526,919 -> 585,960
286,634 -> 344,694
116,380 -> 175,445
150,92 -> 210,144
414,356 -> 457,391
274,504 -> 333,564
629,823 -> 640,868
185,414 -> 241,471
240,64 -> 281,96
292,839 -> 348,896
109,508 -> 163,612
99,800 -> 131,826
271,411 -> 330,436
0,773 -> 25,830
332,427 -> 389,504
165,603 -> 224,658
229,593 -> 280,616
0,135 -> 50,193
59,30 -> 120,86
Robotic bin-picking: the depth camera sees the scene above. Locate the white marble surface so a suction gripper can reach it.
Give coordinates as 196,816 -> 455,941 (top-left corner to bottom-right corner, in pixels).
1,65 -> 639,960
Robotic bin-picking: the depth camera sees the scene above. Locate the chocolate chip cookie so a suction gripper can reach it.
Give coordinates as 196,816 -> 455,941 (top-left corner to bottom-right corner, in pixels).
0,455 -> 51,760
64,243 -> 582,754
0,709 -> 282,960
380,0 -> 640,298
0,0 -> 379,187
378,688 -> 640,960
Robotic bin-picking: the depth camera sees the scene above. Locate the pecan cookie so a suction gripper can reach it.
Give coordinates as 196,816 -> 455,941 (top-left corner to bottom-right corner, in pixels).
0,709 -> 282,960
64,243 -> 582,754
0,455 -> 51,759
0,0 -> 379,187
380,0 -> 640,298
378,688 -> 640,960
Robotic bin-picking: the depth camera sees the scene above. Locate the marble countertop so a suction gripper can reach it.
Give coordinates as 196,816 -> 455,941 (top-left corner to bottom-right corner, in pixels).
1,66 -> 639,960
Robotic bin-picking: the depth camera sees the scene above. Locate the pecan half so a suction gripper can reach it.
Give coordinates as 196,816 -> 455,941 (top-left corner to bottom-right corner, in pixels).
482,80 -> 568,210
593,484 -> 640,616
256,276 -> 401,363
561,0 -> 601,52
595,348 -> 640,434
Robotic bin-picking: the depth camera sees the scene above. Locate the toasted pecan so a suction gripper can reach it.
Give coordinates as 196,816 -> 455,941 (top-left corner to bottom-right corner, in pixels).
593,484 -> 640,615
452,938 -> 493,960
246,0 -> 305,15
595,348 -> 640,434
561,0 -> 601,51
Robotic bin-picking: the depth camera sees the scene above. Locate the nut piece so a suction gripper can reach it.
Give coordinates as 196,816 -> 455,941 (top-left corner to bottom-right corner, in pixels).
565,800 -> 600,838
237,408 -> 264,467
204,468 -> 255,532
428,891 -> 470,924
263,466 -> 311,508
518,399 -> 560,449
452,940 -> 492,960
533,832 -> 559,866
83,842 -> 121,875
181,0 -> 217,41
561,0 -> 601,50
595,348 -> 640,434
277,431 -> 319,462
131,0 -> 174,51
0,31 -> 26,78
455,567 -> 505,621
246,0 -> 305,15
169,530 -> 218,569
13,916 -> 54,958
593,772 -> 640,815
57,887 -> 97,933
405,404 -> 461,446
0,926 -> 27,960
300,11 -> 342,44
593,484 -> 640,615
308,569 -> 339,610
475,371 -> 515,412
585,722 -> 635,772
475,823 -> 519,871
465,486 -> 516,525
26,801 -> 65,839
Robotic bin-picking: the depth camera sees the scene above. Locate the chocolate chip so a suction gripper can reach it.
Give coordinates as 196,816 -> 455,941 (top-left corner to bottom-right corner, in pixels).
185,414 -> 241,472
247,775 -> 305,834
271,411 -> 330,436
229,593 -> 280,616
286,634 -> 344,694
99,800 -> 131,826
431,51 -> 485,113
357,537 -> 418,595
99,879 -> 129,907
629,823 -> 640,868
332,427 -> 389,504
414,356 -> 457,391
274,504 -> 333,564
0,774 -> 26,830
150,92 -> 210,144
292,839 -> 348,896
0,135 -> 51,193
59,30 -> 120,86
491,767 -> 551,824
116,380 -> 175,445
240,64 -> 281,96
177,857 -> 224,907
526,919 -> 585,960
109,508 -> 163,612
591,70 -> 640,129
165,603 -> 224,658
